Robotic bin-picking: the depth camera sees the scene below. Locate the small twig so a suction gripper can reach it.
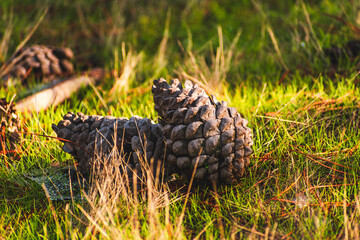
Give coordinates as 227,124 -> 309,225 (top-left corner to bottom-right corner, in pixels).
270,198 -> 355,207
296,183 -> 356,196
15,131 -> 94,158
291,148 -> 350,169
15,68 -> 105,112
281,230 -> 294,240
303,170 -> 326,212
234,224 -> 266,237
265,174 -> 302,204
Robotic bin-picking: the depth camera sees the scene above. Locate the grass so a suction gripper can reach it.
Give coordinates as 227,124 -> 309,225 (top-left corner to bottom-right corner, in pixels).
1,0 -> 360,239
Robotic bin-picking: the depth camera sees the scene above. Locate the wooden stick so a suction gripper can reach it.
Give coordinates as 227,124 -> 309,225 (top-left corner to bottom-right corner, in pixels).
16,68 -> 105,113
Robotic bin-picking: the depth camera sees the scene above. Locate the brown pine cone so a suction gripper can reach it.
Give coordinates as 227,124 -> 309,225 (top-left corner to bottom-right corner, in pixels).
0,98 -> 21,153
3,45 -> 74,81
52,112 -> 166,178
152,78 -> 253,185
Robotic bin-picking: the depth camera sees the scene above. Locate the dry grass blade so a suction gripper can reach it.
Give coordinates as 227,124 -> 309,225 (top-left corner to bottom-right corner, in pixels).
108,43 -> 142,97
301,2 -> 324,55
179,26 -> 242,95
42,183 -> 65,240
76,138 -> 184,239
175,149 -> 203,237
324,12 -> 360,37
266,25 -> 288,71
291,148 -> 350,170
193,220 -> 215,240
153,9 -> 171,77
265,174 -> 302,204
234,224 -> 266,237
0,10 -> 13,63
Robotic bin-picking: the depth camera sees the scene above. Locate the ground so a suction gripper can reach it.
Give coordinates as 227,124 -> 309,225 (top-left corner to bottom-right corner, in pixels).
1,0 -> 360,239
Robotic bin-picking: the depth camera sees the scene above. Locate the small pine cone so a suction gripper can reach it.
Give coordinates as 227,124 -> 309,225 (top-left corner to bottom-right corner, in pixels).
0,98 -> 21,153
4,45 -> 74,81
152,78 -> 253,185
52,112 -> 166,178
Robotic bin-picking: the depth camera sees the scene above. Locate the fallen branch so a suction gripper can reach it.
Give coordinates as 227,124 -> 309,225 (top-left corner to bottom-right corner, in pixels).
15,68 -> 106,112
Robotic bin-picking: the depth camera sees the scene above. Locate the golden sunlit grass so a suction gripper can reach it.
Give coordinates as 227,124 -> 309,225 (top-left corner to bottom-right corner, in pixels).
178,26 -> 242,96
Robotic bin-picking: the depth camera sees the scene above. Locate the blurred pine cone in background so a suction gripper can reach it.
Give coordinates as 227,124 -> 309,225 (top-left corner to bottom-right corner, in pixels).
1,45 -> 74,83
0,98 -> 21,153
152,78 -> 253,185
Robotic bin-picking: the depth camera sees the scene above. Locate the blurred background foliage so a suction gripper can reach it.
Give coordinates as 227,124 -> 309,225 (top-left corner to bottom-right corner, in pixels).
1,0 -> 360,87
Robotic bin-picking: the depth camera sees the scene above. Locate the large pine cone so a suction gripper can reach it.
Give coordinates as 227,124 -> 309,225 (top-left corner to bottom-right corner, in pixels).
3,45 -> 74,81
52,112 -> 166,177
0,98 -> 21,153
152,78 -> 253,185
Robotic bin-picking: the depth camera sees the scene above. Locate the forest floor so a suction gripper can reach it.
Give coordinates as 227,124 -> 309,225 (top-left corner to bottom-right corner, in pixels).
1,0 -> 360,239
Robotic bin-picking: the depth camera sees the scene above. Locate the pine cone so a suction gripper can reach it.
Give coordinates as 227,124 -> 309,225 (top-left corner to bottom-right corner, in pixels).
52,112 -> 166,177
4,45 -> 74,81
0,98 -> 21,153
152,78 -> 253,185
